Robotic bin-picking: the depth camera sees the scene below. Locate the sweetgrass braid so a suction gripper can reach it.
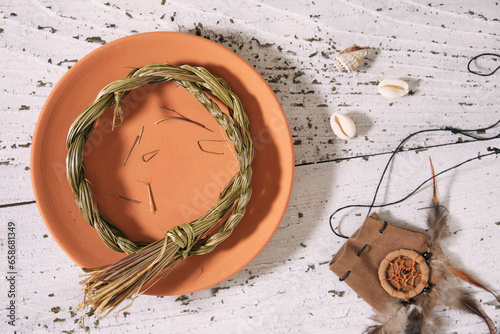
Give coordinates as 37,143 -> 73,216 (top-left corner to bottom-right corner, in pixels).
66,64 -> 253,258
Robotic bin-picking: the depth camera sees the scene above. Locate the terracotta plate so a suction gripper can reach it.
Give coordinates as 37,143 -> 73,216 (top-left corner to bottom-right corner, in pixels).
31,32 -> 294,295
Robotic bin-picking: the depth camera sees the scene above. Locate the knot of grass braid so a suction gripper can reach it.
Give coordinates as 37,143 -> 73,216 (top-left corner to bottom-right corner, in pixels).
166,223 -> 195,259
66,64 -> 253,317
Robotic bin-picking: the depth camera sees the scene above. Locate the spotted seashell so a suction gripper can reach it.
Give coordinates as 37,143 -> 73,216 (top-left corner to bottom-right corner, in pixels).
331,46 -> 370,73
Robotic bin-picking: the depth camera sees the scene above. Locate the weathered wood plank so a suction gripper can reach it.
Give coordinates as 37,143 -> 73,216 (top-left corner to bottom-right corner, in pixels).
0,1 -> 498,333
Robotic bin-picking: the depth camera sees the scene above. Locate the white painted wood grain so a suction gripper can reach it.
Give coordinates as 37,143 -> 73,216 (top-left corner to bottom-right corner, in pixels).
0,1 -> 499,333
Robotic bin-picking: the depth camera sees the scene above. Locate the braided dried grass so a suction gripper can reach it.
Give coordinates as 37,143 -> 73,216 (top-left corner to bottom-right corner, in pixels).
66,64 -> 253,318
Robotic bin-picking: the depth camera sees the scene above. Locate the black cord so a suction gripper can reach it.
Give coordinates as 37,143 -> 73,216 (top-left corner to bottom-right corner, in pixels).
329,121 -> 500,239
330,150 -> 499,238
367,120 -> 500,217
467,53 -> 500,77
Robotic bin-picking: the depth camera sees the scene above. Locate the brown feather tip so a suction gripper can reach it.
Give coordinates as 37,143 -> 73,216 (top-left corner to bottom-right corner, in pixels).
429,157 -> 438,207
449,266 -> 500,304
459,294 -> 496,334
444,286 -> 496,334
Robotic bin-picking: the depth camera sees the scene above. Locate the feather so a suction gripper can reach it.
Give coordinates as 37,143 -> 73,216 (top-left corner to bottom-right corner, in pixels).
405,293 -> 442,334
405,308 -> 423,334
420,313 -> 442,334
429,157 -> 438,207
426,160 -> 449,248
365,301 -> 411,334
449,266 -> 500,304
457,293 -> 495,334
364,325 -> 383,334
426,204 -> 449,249
438,281 -> 495,334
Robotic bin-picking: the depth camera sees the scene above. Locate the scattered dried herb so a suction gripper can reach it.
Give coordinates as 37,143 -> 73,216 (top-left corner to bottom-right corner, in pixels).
141,150 -> 159,162
138,181 -> 156,214
105,192 -> 141,204
122,136 -> 139,167
156,106 -> 214,132
137,126 -> 144,145
197,139 -> 225,155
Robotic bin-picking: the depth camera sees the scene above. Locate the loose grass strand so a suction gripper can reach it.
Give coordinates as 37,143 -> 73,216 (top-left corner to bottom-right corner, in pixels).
122,136 -> 139,167
142,150 -> 159,162
105,192 -> 141,204
146,183 -> 155,214
198,139 -> 225,155
137,126 -> 144,145
66,64 -> 253,319
156,105 -> 214,132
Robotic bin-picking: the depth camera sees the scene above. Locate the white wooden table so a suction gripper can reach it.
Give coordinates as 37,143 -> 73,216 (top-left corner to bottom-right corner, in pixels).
1,1 -> 499,333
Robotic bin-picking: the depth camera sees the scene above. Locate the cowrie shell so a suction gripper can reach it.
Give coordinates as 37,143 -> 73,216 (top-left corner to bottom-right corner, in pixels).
330,112 -> 356,140
378,78 -> 409,98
